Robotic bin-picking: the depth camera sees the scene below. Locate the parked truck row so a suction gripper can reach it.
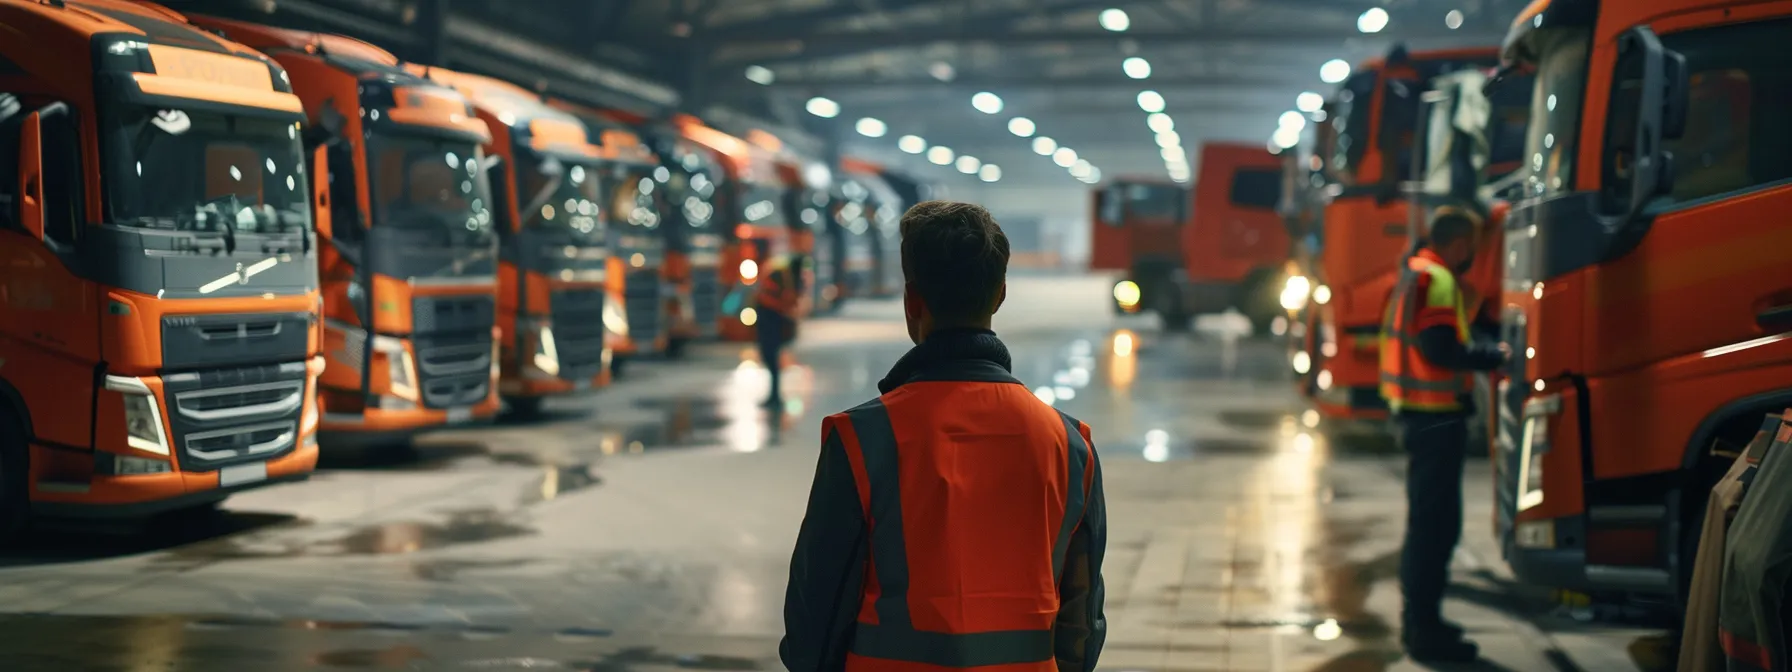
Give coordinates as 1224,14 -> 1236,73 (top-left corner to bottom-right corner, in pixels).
1272,0 -> 1792,616
0,0 -> 917,535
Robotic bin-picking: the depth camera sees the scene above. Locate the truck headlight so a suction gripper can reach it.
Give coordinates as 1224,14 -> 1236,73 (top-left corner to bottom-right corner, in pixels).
533,322 -> 561,377
373,335 -> 417,400
1113,280 -> 1141,308
104,375 -> 170,456
741,307 -> 759,326
1280,275 -> 1312,311
739,259 -> 759,282
602,299 -> 629,336
1517,394 -> 1561,512
1313,285 -> 1332,305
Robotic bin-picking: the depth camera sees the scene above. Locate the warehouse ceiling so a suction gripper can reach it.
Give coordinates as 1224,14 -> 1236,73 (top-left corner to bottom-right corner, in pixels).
173,0 -> 1529,189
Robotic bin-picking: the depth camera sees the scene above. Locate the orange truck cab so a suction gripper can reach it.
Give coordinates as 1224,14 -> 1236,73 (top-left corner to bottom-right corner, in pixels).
575,113 -> 669,371
0,0 -> 323,526
677,119 -> 793,341
840,158 -> 904,298
1303,46 -> 1501,422
189,17 -> 504,443
830,176 -> 881,304
412,67 -> 615,416
1494,0 -> 1792,601
644,126 -> 726,349
780,158 -> 835,314
1098,143 -> 1289,330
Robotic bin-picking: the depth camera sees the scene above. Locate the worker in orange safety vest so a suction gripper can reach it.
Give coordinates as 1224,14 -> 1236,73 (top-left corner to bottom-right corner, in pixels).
1379,207 -> 1509,663
755,255 -> 803,407
780,201 -> 1107,671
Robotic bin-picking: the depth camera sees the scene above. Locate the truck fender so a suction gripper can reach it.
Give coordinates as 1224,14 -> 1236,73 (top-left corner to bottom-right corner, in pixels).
0,376 -> 32,444
1680,388 -> 1792,471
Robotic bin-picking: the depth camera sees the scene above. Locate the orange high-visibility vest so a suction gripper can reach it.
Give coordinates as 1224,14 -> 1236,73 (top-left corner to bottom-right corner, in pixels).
825,385 -> 1095,670
1379,248 -> 1472,413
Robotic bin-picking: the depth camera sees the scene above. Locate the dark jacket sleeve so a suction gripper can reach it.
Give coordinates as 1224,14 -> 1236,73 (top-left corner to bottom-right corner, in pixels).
780,429 -> 867,672
1417,324 -> 1506,372
1055,444 -> 1107,671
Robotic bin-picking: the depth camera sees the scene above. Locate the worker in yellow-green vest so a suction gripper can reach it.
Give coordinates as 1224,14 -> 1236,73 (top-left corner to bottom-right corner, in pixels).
1378,207 -> 1509,664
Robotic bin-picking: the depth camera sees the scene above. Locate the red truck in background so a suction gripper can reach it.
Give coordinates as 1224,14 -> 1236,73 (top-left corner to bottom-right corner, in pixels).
1098,143 -> 1290,331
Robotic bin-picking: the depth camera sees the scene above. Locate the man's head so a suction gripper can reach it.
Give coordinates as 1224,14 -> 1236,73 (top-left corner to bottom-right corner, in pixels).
1426,208 -> 1482,274
898,200 -> 1010,343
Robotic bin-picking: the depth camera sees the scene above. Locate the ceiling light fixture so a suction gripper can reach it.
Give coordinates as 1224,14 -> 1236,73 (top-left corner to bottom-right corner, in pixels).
1053,147 -> 1078,167
1278,110 -> 1307,131
1099,8 -> 1130,32
1357,7 -> 1389,33
1272,125 -> 1302,149
979,164 -> 1002,182
1155,130 -> 1182,148
955,155 -> 982,174
1122,57 -> 1152,80
1147,112 -> 1174,133
744,65 -> 775,85
898,135 -> 926,154
1008,117 -> 1036,137
805,96 -> 840,118
927,146 -> 955,165
1320,59 -> 1351,84
972,91 -> 1004,114
855,117 -> 887,138
1296,91 -> 1324,113
1445,9 -> 1464,29
1032,136 -> 1058,156
1136,90 -> 1165,113
1160,146 -> 1184,163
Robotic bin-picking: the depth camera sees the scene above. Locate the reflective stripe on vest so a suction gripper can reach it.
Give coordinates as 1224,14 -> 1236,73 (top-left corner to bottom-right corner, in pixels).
834,398 -> 1090,669
1378,253 -> 1472,412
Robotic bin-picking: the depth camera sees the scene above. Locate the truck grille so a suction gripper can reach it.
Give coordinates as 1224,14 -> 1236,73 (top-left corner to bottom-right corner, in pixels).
162,360 -> 308,472
549,288 -> 608,381
412,294 -> 496,410
414,332 -> 493,409
691,270 -> 720,334
624,269 -> 664,347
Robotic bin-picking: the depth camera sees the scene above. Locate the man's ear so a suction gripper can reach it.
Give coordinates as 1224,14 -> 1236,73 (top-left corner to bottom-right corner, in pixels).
993,282 -> 1007,314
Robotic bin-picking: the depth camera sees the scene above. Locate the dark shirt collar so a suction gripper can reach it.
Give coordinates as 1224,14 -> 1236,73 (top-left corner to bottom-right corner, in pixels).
877,327 -> 1021,393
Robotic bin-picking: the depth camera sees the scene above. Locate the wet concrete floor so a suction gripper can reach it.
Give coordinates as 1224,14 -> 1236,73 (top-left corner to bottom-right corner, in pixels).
0,275 -> 1667,671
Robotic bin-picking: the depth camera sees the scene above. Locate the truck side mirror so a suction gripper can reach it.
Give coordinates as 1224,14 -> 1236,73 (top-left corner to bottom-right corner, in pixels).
1615,26 -> 1689,220
306,102 -> 348,149
16,110 -> 44,240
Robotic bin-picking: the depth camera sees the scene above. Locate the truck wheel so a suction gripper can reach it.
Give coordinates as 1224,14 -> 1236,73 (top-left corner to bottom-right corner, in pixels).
0,410 -> 31,541
1160,311 -> 1193,332
503,396 -> 544,420
666,338 -> 689,359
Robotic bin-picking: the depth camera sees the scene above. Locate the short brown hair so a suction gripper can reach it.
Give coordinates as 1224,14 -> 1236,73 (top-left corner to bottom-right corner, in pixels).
899,200 -> 1010,323
1428,208 -> 1481,248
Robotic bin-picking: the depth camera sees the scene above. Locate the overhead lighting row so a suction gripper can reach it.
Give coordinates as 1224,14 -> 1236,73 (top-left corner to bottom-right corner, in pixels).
797,93 -> 1002,182
1134,90 -> 1187,182
972,90 -> 1102,184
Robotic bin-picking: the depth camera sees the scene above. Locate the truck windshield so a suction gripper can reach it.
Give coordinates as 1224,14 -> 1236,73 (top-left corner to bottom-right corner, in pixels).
1122,183 -> 1185,222
741,185 -> 786,227
1521,29 -> 1591,198
366,131 -> 495,246
1487,73 -> 1537,177
517,153 -> 605,243
665,168 -> 717,230
607,167 -> 661,230
106,108 -> 310,234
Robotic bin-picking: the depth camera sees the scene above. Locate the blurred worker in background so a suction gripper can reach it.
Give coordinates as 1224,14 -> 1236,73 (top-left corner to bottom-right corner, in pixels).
1378,207 -> 1508,663
780,201 -> 1107,672
755,255 -> 801,407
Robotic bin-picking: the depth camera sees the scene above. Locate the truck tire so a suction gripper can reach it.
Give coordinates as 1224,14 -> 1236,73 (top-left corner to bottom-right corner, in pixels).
503,395 -> 544,420
666,337 -> 689,359
0,409 -> 30,541
1160,310 -> 1193,332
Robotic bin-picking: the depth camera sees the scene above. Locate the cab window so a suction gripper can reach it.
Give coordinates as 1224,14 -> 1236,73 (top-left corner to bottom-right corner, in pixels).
1605,18 -> 1792,206
1328,72 -> 1380,185
1229,168 -> 1281,209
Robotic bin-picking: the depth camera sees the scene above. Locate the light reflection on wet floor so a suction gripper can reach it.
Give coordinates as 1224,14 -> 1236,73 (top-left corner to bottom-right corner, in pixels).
0,278 -> 1660,671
